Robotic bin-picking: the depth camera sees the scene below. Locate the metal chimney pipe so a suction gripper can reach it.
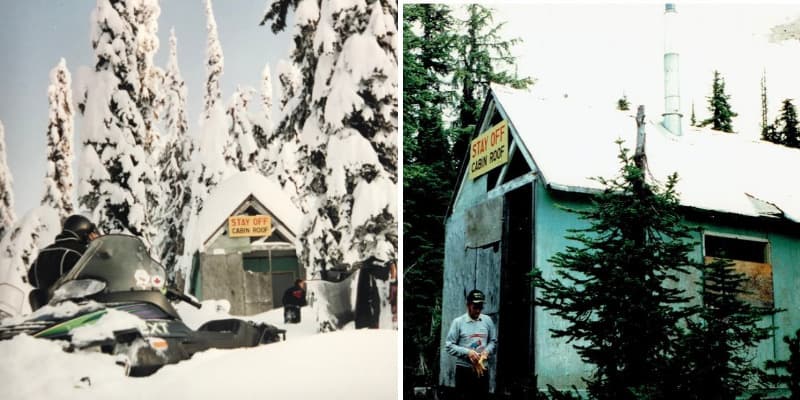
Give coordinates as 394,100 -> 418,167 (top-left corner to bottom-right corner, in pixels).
663,3 -> 682,135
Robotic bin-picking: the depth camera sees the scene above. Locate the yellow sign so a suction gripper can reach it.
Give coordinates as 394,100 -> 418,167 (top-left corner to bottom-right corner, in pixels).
469,120 -> 509,180
228,215 -> 272,238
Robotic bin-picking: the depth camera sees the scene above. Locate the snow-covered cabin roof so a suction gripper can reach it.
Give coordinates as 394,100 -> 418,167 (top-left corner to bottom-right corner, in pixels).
487,84 -> 800,223
196,171 -> 303,248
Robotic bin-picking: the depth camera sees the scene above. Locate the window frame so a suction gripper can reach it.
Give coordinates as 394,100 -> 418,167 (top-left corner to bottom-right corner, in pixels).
702,231 -> 771,264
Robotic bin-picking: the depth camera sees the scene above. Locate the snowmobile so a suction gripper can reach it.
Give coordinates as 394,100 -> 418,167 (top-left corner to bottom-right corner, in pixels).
0,234 -> 286,376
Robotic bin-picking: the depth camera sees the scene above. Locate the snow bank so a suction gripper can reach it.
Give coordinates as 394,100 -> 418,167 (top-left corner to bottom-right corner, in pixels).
141,329 -> 396,399
0,335 -> 123,399
0,318 -> 396,399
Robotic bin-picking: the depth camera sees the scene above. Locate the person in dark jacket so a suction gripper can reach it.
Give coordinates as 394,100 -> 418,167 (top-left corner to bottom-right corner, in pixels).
282,278 -> 307,323
27,215 -> 100,309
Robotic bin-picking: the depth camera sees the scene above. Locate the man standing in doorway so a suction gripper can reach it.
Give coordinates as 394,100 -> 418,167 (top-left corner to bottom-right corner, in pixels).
445,289 -> 497,400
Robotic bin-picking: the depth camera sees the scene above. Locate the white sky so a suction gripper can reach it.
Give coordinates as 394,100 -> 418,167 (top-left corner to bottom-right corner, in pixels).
486,3 -> 800,140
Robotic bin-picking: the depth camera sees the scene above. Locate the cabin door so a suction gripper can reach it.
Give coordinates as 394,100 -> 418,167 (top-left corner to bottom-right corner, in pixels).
440,196 -> 504,390
496,182 -> 535,399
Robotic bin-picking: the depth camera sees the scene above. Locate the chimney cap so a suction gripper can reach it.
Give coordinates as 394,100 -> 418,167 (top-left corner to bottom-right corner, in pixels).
665,3 -> 676,12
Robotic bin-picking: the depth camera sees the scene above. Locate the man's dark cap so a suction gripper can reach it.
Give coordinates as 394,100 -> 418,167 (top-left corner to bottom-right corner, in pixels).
466,289 -> 485,304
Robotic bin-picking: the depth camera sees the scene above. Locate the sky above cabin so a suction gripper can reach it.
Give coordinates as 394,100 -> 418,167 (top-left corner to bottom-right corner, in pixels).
0,0 -> 290,218
490,3 -> 800,140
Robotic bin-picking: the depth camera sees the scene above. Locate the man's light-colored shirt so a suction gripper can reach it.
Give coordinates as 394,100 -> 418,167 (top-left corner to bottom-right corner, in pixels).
445,312 -> 497,368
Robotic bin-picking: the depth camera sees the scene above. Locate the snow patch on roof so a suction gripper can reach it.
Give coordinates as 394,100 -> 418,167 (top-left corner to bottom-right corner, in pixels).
195,171 -> 302,248
491,84 -> 800,223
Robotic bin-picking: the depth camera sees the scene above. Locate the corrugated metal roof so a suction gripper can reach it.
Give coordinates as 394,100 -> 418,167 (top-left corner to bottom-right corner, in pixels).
491,84 -> 800,223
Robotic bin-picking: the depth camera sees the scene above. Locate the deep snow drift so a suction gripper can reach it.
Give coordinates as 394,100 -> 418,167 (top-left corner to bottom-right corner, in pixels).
0,303 -> 397,399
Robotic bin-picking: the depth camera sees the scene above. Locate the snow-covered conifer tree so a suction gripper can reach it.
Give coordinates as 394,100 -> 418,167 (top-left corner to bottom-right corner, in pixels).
180,0 -> 232,283
260,64 -> 274,129
156,28 -> 193,277
225,86 -> 258,171
259,60 -> 303,207
262,0 -> 398,285
77,0 -> 162,246
251,64 -> 273,176
276,59 -> 301,112
41,58 -> 75,220
1,209 -> 58,277
0,206 -> 60,316
203,0 -> 223,120
137,1 -> 164,244
190,0 -> 230,213
0,120 -> 16,241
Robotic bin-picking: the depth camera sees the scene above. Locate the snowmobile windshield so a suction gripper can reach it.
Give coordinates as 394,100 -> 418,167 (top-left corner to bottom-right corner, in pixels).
61,234 -> 168,294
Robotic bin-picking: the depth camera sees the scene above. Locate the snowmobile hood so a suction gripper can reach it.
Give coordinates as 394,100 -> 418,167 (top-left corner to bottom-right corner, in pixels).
54,235 -> 168,298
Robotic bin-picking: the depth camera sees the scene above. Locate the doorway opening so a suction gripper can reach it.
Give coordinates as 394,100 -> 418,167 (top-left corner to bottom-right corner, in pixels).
496,183 -> 535,398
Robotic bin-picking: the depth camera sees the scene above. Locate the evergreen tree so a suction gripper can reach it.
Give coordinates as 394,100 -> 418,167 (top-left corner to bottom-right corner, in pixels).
136,0 -> 163,243
774,99 -> 800,149
259,4 -> 317,213
156,28 -> 193,278
262,0 -> 398,327
191,0 -> 230,213
691,101 -> 697,126
765,329 -> 800,399
763,124 -> 781,144
203,0 -> 224,120
673,258 -> 777,400
402,2 -> 457,391
225,86 -> 258,171
275,59 -> 300,112
762,70 -> 769,138
0,206 -> 60,316
617,94 -> 630,111
252,63 -> 273,176
532,141 -> 696,400
260,64 -> 273,126
0,120 -> 15,241
41,58 -> 75,220
260,1 -> 315,148
700,70 -> 737,133
261,59 -> 303,208
450,4 -> 534,164
76,0 -> 161,245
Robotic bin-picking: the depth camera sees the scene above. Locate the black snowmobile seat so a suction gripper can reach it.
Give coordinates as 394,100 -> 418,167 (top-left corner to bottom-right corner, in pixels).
198,318 -> 242,333
197,319 -> 286,347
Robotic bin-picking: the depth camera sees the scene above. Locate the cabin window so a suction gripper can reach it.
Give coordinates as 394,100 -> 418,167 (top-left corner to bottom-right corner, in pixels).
703,233 -> 773,307
705,235 -> 769,263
